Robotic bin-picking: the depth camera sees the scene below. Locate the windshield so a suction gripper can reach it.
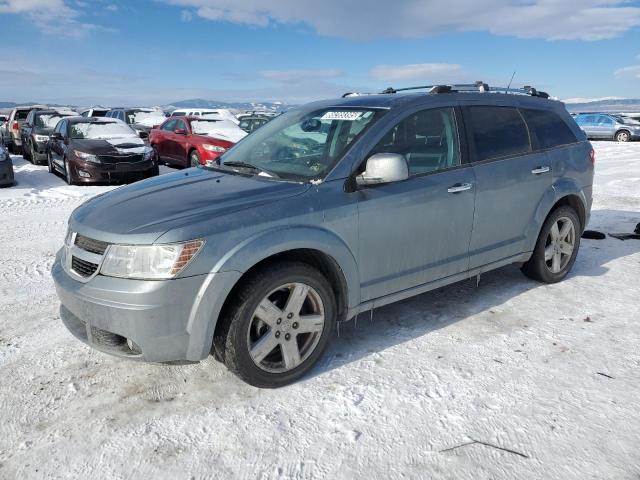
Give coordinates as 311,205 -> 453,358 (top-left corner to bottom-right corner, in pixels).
36,113 -> 74,128
218,108 -> 383,180
70,122 -> 138,139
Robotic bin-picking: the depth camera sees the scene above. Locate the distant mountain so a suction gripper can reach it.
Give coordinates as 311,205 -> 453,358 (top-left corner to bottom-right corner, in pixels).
564,98 -> 640,114
164,99 -> 292,113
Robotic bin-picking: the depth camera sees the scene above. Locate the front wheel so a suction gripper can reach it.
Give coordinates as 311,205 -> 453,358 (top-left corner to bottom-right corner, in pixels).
64,158 -> 75,185
22,142 -> 30,160
214,262 -> 337,388
521,206 -> 581,283
47,152 -> 54,173
615,130 -> 630,142
189,150 -> 201,167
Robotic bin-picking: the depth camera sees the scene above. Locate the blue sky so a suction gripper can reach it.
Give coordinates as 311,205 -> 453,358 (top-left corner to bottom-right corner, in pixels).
1,0 -> 640,106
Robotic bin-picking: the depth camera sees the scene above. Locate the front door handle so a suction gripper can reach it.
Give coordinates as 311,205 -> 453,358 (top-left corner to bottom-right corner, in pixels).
447,182 -> 473,193
531,166 -> 550,175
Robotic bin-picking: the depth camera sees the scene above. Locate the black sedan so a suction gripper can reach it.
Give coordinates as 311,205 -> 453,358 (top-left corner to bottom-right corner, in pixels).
48,117 -> 159,185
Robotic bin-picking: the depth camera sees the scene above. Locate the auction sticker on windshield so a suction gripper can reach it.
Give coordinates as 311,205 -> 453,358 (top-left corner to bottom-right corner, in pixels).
321,111 -> 363,121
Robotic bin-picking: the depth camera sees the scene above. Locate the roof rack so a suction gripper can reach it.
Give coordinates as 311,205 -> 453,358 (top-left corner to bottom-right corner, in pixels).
345,81 -> 549,99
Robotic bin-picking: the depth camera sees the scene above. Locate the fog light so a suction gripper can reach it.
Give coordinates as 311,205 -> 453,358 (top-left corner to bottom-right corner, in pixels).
206,160 -> 217,167
78,170 -> 91,178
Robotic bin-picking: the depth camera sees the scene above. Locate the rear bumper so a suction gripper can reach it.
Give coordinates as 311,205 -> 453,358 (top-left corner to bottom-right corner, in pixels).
52,252 -> 241,362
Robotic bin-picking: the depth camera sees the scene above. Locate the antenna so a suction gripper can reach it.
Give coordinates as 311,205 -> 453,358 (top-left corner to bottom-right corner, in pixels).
506,71 -> 516,93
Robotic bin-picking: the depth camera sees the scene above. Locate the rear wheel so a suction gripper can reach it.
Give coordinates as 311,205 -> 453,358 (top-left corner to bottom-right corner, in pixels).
521,206 -> 581,283
189,150 -> 200,167
214,262 -> 336,388
615,130 -> 630,142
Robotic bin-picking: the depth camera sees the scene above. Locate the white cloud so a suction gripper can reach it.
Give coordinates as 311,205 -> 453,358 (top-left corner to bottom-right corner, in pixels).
180,9 -> 193,21
260,68 -> 342,83
105,4 -> 118,12
162,0 -> 640,41
0,0 -> 109,37
614,65 -> 640,79
371,63 -> 462,82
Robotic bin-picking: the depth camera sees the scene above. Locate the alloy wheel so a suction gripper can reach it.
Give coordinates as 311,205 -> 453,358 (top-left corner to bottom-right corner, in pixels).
247,282 -> 325,373
544,216 -> 575,274
616,131 -> 630,142
190,152 -> 200,167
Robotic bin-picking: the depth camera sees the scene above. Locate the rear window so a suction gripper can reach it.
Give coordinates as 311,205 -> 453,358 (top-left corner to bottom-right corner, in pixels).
521,109 -> 578,149
465,106 -> 531,161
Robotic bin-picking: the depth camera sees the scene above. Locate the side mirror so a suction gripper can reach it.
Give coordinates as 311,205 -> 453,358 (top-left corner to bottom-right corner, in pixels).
356,153 -> 409,186
51,132 -> 63,141
152,124 -> 160,129
174,128 -> 187,135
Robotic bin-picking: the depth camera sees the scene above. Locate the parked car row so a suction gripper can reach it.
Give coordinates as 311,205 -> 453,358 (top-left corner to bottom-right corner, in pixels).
573,112 -> 640,142
0,103 -> 276,186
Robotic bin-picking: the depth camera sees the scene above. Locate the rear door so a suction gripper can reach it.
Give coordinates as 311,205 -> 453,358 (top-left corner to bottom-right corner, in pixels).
356,106 -> 476,301
464,105 -> 551,269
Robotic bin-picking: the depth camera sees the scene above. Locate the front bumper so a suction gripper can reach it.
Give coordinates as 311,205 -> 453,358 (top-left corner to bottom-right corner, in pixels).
52,252 -> 241,362
70,158 -> 156,184
0,159 -> 14,186
32,140 -> 48,161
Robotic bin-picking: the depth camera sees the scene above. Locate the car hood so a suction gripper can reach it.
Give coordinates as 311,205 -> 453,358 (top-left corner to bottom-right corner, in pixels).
72,137 -> 147,155
70,168 -> 310,244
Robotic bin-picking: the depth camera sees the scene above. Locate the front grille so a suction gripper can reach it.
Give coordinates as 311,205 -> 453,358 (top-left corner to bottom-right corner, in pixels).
98,154 -> 144,164
71,256 -> 99,277
75,234 -> 109,255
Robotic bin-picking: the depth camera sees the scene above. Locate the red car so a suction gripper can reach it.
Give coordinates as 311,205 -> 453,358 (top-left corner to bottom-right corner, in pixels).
149,115 -> 247,168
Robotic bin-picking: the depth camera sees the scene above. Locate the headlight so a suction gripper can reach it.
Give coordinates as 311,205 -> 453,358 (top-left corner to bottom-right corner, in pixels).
100,239 -> 204,280
143,146 -> 154,160
202,144 -> 226,153
34,134 -> 49,142
74,150 -> 100,164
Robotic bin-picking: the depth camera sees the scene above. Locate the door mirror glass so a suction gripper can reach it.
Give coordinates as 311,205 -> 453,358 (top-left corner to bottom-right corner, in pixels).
51,132 -> 63,141
356,153 -> 409,186
174,128 -> 187,135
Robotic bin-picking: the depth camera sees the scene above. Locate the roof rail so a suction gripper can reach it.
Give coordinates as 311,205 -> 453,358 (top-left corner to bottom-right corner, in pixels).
366,81 -> 549,99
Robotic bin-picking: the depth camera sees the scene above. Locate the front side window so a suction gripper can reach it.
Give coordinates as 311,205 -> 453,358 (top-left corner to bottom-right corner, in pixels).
218,108 -> 383,181
521,109 -> 578,149
173,120 -> 187,132
370,107 -> 460,176
465,106 -> 530,162
161,119 -> 177,131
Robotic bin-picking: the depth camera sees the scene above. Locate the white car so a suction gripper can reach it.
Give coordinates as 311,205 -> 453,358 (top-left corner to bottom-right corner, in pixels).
170,108 -> 239,124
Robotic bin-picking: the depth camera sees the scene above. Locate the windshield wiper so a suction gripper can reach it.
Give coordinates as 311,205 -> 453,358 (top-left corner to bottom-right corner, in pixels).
221,161 -> 279,178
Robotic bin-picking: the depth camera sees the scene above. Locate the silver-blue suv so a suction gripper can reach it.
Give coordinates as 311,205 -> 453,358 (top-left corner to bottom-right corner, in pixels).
574,113 -> 640,142
53,83 -> 594,387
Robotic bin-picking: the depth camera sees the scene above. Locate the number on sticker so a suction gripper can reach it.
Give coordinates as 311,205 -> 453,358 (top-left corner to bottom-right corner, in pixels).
321,111 -> 363,121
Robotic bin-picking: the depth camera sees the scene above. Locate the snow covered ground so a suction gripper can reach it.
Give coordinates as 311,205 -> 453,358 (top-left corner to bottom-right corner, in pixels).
1,143 -> 639,479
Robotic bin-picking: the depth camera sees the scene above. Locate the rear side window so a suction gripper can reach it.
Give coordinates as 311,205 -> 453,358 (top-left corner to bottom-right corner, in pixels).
16,110 -> 30,120
465,106 -> 530,161
521,109 -> 578,149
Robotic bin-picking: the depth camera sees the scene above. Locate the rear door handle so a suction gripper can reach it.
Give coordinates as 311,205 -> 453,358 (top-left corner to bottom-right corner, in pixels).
531,166 -> 550,175
447,182 -> 473,193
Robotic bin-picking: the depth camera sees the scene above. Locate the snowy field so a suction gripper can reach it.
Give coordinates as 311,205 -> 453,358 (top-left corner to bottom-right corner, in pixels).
1,142 -> 639,479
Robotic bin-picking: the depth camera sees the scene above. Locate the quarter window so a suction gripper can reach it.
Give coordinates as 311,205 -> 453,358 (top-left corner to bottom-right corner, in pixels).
371,107 -> 460,176
466,106 -> 530,161
521,109 -> 578,149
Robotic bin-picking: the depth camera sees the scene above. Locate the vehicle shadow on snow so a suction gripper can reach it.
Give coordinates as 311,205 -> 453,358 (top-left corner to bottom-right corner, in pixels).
307,208 -> 640,380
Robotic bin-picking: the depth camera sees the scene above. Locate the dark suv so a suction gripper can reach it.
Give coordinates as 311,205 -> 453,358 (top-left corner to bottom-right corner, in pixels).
21,109 -> 78,164
53,82 -> 593,388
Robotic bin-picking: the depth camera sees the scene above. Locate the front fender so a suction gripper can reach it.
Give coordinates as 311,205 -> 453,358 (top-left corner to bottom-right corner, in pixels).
213,225 -> 360,309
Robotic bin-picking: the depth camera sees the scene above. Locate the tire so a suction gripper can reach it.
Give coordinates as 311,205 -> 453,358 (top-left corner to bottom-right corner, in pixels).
64,157 -> 75,185
22,141 -> 30,160
31,144 -> 40,165
152,145 -> 163,165
189,150 -> 200,167
214,261 -> 337,388
615,130 -> 630,142
521,205 -> 581,283
47,152 -> 54,173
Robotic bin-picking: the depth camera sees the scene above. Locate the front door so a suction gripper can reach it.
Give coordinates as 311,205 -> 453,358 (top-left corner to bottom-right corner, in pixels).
356,107 -> 476,301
